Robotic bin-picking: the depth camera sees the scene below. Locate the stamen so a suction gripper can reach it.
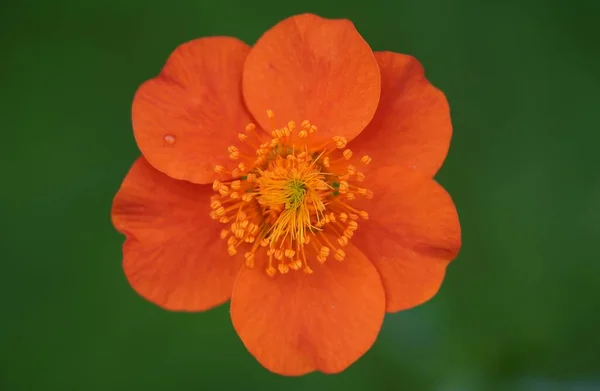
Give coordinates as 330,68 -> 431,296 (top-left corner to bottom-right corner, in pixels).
211,110 -> 374,277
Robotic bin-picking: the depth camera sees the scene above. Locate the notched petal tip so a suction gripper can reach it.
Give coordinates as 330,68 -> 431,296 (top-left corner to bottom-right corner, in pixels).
351,165 -> 461,313
349,51 -> 453,178
131,37 -> 254,184
230,244 -> 385,375
111,157 -> 244,312
243,13 -> 380,146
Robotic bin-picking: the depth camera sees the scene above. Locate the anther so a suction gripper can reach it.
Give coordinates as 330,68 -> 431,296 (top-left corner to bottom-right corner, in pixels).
332,136 -> 348,149
343,149 -> 353,160
266,266 -> 277,277
244,252 -> 255,267
361,155 -> 372,165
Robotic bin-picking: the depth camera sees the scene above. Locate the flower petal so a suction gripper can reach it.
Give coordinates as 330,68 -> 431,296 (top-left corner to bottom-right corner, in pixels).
111,157 -> 243,311
243,13 -> 380,143
132,37 -> 253,184
352,166 -> 461,312
350,51 -> 453,177
230,244 -> 385,375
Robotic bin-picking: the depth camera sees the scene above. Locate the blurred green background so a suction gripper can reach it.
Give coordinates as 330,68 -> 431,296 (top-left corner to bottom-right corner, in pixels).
2,0 -> 599,390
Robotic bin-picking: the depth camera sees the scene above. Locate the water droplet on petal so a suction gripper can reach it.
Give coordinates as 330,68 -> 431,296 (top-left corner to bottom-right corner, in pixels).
164,134 -> 176,144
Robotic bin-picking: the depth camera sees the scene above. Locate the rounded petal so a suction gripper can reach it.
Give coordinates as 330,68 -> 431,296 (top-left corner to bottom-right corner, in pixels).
350,51 -> 453,177
132,37 -> 254,184
243,13 -> 380,144
111,157 -> 243,311
230,244 -> 385,375
352,166 -> 461,313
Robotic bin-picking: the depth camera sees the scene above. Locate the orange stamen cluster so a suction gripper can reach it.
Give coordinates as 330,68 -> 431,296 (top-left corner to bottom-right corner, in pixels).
210,110 -> 373,277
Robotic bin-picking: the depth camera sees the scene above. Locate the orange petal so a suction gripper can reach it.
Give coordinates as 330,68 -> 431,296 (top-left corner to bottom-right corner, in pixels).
230,244 -> 385,375
350,51 -> 453,177
132,37 -> 254,184
243,14 -> 380,144
352,166 -> 461,313
111,157 -> 243,311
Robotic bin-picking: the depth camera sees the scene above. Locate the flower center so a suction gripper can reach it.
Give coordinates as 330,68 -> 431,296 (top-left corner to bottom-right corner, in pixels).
210,110 -> 372,277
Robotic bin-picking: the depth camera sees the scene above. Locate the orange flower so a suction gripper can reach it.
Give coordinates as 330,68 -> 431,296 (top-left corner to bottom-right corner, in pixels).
111,13 -> 461,376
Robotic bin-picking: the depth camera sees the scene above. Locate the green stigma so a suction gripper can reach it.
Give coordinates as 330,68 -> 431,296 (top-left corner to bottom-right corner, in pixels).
286,179 -> 306,208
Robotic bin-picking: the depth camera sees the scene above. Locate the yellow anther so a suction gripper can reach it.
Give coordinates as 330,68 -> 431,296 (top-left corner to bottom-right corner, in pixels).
338,236 -> 349,246
289,260 -> 301,270
244,252 -> 255,267
309,125 -> 317,133
214,165 -> 225,174
266,266 -> 277,277
278,263 -> 290,274
245,123 -> 256,132
359,211 -> 369,220
242,194 -> 253,202
343,149 -> 353,160
339,181 -> 349,194
231,180 -> 241,190
334,249 -> 346,261
356,172 -> 365,182
238,133 -> 248,142
220,229 -> 229,239
332,136 -> 347,149
228,145 -> 240,159
361,155 -> 372,165
267,109 -> 275,119
218,186 -> 230,196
